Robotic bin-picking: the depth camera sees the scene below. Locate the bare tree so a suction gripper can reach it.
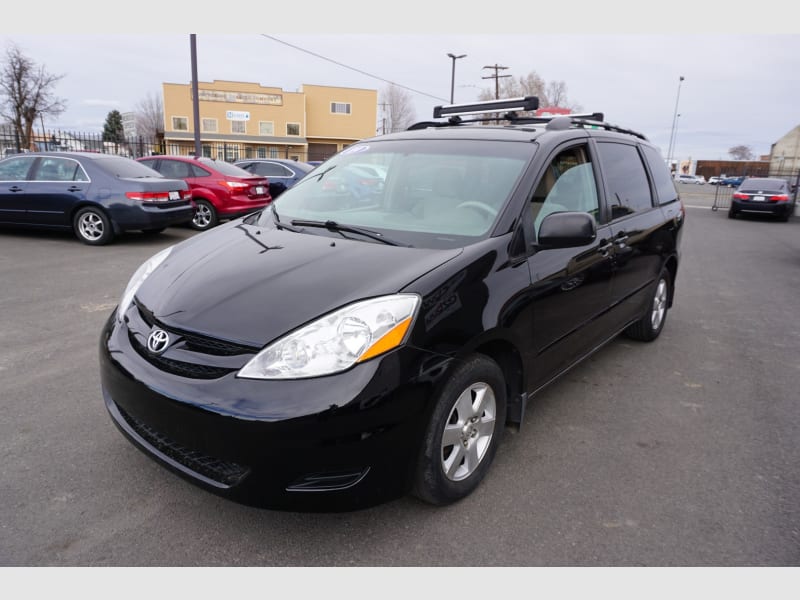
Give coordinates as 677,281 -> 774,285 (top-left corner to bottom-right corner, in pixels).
380,85 -> 416,133
477,71 -> 581,115
728,145 -> 755,160
134,91 -> 164,139
0,42 -> 66,149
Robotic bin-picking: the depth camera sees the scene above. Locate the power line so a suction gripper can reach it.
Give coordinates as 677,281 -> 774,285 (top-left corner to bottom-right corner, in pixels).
260,35 -> 449,103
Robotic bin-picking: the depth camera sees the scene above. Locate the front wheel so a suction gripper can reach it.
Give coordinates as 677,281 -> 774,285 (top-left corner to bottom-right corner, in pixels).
624,268 -> 671,342
413,354 -> 506,506
190,199 -> 218,231
73,206 -> 114,246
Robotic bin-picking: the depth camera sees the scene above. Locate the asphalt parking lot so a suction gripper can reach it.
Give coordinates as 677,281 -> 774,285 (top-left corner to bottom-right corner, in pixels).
2,191 -> 799,567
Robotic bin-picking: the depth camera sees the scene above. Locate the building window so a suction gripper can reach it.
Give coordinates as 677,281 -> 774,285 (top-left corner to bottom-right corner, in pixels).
331,102 -> 351,115
201,118 -> 218,133
269,147 -> 279,158
287,123 -> 300,136
172,116 -> 188,131
202,144 -> 213,158
231,121 -> 246,134
257,146 -> 266,158
259,121 -> 274,136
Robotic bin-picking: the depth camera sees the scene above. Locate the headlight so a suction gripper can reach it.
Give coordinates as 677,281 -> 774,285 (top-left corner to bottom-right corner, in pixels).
116,246 -> 172,322
238,294 -> 420,380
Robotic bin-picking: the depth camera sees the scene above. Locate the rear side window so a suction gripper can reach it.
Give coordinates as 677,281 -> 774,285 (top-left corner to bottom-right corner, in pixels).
596,142 -> 654,218
0,156 -> 36,181
31,157 -> 89,182
641,145 -> 678,205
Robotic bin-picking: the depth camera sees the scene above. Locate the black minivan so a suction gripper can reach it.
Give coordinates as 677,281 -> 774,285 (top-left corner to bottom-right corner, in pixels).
99,97 -> 684,511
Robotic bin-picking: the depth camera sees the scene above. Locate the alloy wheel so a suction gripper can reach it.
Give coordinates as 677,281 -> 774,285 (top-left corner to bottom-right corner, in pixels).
78,212 -> 105,241
651,278 -> 668,331
440,382 -> 497,482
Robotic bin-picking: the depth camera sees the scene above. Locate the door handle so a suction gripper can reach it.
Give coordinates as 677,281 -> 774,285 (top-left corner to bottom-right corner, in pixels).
8,186 -> 24,192
597,240 -> 613,257
68,186 -> 82,192
614,232 -> 629,247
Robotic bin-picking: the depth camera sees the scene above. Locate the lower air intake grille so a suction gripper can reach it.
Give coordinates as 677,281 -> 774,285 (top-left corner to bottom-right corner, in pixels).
118,406 -> 249,487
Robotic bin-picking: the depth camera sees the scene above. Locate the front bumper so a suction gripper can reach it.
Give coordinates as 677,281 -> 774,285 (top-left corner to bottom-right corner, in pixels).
99,312 -> 448,511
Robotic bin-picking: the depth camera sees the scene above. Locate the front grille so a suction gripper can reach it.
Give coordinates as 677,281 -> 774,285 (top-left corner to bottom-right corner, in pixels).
117,405 -> 249,487
128,331 -> 236,379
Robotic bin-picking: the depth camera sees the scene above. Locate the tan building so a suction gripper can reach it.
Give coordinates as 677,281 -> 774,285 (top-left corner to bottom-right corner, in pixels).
769,124 -> 800,176
161,80 -> 378,162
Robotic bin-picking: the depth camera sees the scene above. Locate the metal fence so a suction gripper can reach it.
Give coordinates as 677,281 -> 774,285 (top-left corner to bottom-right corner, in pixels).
710,168 -> 800,211
1,126 -> 327,163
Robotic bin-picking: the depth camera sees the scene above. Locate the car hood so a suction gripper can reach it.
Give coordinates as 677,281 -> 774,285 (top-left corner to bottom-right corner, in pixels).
136,220 -> 462,346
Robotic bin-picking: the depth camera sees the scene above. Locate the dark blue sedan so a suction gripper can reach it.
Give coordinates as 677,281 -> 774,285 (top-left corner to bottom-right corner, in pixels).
234,158 -> 314,199
0,152 -> 194,245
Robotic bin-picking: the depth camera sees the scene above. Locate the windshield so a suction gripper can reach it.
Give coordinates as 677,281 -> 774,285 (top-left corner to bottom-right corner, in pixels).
258,139 -> 533,249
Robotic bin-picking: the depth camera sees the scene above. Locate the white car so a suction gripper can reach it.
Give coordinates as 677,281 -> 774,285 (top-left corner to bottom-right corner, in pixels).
707,176 -> 722,185
675,174 -> 705,185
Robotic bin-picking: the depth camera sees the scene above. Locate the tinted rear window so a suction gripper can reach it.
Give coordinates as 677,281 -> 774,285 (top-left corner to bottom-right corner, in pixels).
641,145 -> 678,205
740,179 -> 786,192
197,158 -> 254,177
95,155 -> 164,178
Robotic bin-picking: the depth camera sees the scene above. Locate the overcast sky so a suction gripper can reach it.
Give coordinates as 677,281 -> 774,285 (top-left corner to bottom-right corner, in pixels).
3,7 -> 800,163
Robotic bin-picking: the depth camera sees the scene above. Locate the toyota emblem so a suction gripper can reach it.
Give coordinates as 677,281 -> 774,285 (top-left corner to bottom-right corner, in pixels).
147,328 -> 170,354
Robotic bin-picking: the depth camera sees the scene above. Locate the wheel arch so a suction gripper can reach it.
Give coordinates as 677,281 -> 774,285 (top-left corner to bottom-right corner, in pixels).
663,254 -> 678,308
70,202 -> 120,234
469,338 -> 526,426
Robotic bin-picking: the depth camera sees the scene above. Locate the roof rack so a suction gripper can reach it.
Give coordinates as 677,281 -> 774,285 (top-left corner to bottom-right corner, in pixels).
407,97 -> 647,140
407,96 -> 540,130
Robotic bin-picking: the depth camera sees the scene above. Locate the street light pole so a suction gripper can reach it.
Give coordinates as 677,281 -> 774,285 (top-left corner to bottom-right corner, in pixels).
447,53 -> 466,104
667,75 -> 685,169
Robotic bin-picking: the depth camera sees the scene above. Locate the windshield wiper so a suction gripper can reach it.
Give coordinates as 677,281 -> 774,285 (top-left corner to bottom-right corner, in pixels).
290,219 -> 409,247
271,204 -> 302,232
308,165 -> 336,181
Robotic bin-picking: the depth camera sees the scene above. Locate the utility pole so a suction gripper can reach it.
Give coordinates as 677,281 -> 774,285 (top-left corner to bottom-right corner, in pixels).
190,34 -> 202,158
482,64 -> 511,99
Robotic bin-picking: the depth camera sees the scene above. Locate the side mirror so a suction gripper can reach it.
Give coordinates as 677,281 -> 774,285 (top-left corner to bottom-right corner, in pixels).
536,211 -> 596,249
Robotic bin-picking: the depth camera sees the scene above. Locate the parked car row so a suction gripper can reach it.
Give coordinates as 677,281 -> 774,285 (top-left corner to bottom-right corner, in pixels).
674,173 -> 705,184
0,151 -> 318,244
0,151 -> 194,245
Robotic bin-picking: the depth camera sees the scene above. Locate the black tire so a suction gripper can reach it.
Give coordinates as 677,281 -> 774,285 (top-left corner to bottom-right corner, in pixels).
190,199 -> 218,231
624,268 -> 671,342
413,354 -> 507,506
73,206 -> 114,246
727,208 -> 736,219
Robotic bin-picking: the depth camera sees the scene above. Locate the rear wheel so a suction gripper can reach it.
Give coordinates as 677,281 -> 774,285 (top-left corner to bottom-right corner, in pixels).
73,206 -> 114,246
413,354 -> 506,506
624,268 -> 671,342
727,208 -> 737,219
191,199 -> 218,231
